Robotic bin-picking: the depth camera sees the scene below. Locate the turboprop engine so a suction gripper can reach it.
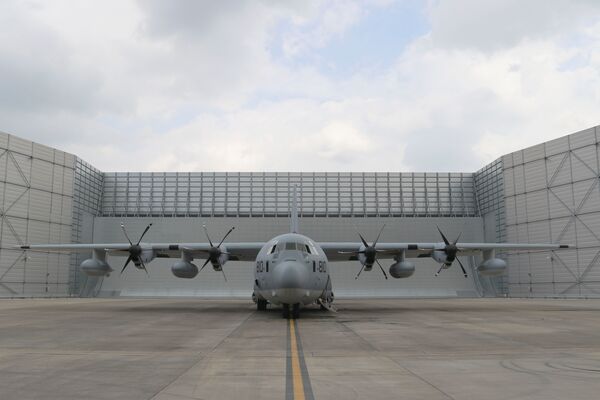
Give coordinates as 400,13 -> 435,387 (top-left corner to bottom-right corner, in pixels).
389,261 -> 415,279
119,223 -> 156,275
357,245 -> 374,271
205,245 -> 230,271
339,224 -> 389,280
477,258 -> 507,277
195,225 -> 237,281
171,260 -> 199,279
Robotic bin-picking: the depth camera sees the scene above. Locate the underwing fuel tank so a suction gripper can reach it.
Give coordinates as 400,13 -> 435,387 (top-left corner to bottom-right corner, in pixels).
477,258 -> 507,277
171,261 -> 199,279
80,259 -> 112,277
388,261 -> 415,278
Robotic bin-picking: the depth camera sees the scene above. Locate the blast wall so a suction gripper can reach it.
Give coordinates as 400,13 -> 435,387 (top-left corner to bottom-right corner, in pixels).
0,132 -> 75,297
503,127 -> 600,297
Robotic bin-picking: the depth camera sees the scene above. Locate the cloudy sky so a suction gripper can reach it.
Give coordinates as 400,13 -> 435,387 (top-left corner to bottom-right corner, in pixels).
1,0 -> 600,172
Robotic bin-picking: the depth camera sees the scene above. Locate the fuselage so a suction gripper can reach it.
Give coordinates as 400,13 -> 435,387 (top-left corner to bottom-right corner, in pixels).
253,233 -> 331,306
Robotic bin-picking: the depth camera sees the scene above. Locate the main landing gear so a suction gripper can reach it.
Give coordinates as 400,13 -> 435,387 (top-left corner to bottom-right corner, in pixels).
282,303 -> 300,319
256,298 -> 267,311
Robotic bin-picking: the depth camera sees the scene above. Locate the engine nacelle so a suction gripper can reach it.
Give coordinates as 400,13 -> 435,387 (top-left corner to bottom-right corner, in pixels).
80,258 -> 112,277
389,261 -> 415,279
211,246 -> 229,271
136,247 -> 156,267
431,250 -> 448,265
356,245 -> 373,270
171,260 -> 199,279
477,258 -> 507,277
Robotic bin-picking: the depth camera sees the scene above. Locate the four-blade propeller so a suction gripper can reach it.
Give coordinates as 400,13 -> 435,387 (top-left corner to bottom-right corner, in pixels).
120,222 -> 153,275
340,224 -> 388,280
435,226 -> 468,278
198,225 -> 236,281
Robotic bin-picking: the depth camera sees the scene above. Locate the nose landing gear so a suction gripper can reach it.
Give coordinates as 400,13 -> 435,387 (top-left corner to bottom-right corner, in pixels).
282,303 -> 300,319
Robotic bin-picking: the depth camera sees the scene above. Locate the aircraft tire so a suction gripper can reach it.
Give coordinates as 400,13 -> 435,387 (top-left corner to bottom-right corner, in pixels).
257,299 -> 267,310
282,304 -> 290,319
292,303 -> 300,319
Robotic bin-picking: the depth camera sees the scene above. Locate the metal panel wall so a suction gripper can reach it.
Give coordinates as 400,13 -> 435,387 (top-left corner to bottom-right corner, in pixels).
503,126 -> 600,297
0,132 -> 75,297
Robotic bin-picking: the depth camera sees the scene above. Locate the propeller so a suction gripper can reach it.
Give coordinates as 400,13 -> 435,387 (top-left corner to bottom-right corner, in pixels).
198,225 -> 236,281
435,226 -> 467,278
339,224 -> 388,280
120,222 -> 153,275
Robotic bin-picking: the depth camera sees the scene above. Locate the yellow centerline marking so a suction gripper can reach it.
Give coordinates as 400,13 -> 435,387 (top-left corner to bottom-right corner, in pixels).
289,318 -> 306,400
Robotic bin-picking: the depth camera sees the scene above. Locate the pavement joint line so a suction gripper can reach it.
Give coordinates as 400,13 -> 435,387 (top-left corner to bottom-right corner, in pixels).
340,317 -> 458,399
391,361 -> 457,400
286,318 -> 314,400
148,310 -> 256,400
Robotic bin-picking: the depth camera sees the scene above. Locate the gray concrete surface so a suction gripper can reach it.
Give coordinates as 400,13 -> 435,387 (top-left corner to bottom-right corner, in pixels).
1,298 -> 600,399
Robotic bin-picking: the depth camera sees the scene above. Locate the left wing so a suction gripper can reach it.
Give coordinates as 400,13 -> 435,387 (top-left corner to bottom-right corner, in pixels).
320,242 -> 570,262
319,239 -> 570,279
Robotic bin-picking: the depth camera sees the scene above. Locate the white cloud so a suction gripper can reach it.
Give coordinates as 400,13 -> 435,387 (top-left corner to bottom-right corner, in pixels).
1,0 -> 600,174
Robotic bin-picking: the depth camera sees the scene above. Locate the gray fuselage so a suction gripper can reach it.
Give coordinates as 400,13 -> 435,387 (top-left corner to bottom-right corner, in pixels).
253,233 -> 331,306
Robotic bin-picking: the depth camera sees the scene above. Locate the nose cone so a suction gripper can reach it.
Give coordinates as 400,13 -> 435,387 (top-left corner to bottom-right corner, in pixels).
273,261 -> 310,305
274,261 -> 309,289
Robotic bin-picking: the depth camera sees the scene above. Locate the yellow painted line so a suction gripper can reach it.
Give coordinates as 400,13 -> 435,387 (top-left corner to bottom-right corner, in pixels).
289,318 -> 306,400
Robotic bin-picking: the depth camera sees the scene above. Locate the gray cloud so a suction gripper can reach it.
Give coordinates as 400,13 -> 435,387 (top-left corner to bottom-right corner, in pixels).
428,0 -> 600,51
0,2 -> 106,115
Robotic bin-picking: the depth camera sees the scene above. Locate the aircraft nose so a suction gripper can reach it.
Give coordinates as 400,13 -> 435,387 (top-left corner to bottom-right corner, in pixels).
274,261 -> 309,289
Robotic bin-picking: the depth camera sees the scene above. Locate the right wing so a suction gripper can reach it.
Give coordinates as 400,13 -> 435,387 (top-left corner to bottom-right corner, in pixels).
19,242 -> 265,262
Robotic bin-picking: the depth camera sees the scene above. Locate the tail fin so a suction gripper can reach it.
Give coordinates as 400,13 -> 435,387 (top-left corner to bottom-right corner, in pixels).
290,184 -> 299,233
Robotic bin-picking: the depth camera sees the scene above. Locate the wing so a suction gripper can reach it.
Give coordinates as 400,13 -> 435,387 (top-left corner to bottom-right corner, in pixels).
152,243 -> 265,261
320,242 -> 570,261
19,242 -> 265,262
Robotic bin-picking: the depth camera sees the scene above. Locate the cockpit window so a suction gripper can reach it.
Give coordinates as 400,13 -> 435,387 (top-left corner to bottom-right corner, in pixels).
283,242 -> 308,251
268,244 -> 278,254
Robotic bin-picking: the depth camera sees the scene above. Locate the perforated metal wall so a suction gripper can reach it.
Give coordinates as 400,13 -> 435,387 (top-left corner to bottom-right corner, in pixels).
70,158 -> 104,295
474,158 -> 508,295
100,172 -> 477,218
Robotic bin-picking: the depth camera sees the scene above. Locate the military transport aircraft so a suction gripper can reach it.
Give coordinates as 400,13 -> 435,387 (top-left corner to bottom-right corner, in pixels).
18,188 -> 569,319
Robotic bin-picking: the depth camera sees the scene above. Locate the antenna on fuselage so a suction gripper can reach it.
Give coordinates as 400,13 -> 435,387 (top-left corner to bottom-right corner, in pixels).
290,184 -> 299,233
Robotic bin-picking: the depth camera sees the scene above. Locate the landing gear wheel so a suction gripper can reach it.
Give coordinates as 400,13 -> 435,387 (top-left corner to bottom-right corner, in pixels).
282,303 -> 290,319
292,303 -> 300,319
320,303 -> 328,311
257,298 -> 267,311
